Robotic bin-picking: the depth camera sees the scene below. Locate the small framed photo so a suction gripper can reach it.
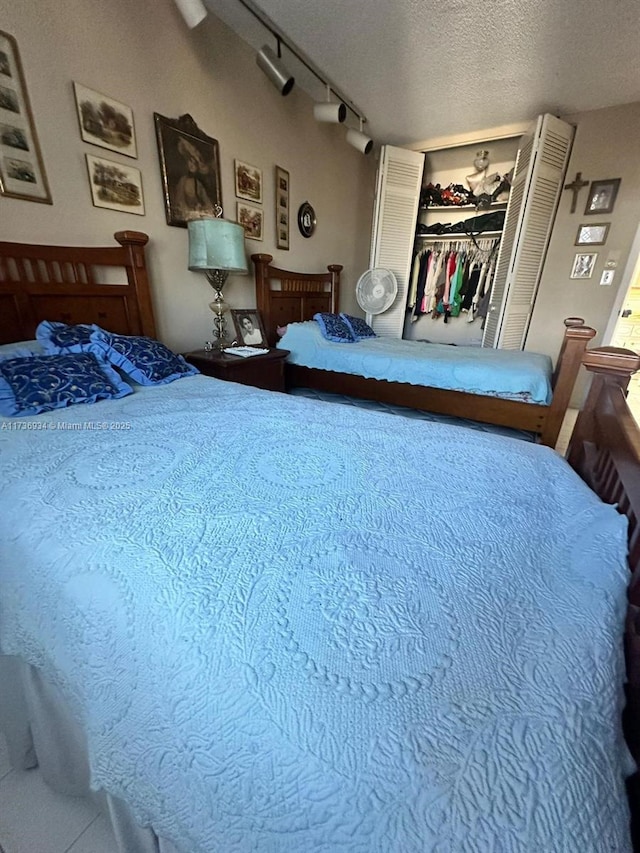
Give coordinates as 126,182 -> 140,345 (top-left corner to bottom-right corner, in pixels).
0,30 -> 51,204
230,309 -> 267,347
73,82 -> 136,158
276,165 -> 289,250
234,159 -> 262,203
575,222 -> 610,246
584,178 -> 620,215
237,201 -> 263,241
570,252 -> 597,279
85,153 -> 145,215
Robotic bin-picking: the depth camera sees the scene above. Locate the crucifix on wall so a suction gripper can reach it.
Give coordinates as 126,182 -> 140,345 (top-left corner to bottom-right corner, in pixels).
563,171 -> 589,213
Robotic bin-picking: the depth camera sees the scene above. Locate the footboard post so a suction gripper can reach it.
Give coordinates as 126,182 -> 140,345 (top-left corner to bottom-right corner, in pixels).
540,317 -> 596,447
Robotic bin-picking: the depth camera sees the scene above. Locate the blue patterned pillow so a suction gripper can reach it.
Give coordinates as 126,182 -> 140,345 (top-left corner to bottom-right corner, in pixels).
313,313 -> 356,343
339,313 -> 376,341
0,352 -> 133,417
36,320 -> 94,354
90,328 -> 199,385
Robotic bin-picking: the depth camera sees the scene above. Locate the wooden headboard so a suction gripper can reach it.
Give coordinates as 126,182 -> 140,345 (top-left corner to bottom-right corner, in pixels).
252,253 -> 342,346
0,231 -> 156,345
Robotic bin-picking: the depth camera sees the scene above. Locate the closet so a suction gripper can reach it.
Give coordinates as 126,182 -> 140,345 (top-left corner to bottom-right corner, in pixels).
369,114 -> 575,350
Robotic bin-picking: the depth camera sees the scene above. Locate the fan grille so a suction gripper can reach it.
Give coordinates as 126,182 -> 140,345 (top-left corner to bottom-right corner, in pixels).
356,268 -> 398,315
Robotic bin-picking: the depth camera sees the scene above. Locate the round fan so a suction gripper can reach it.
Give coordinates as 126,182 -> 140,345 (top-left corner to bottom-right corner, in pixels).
355,268 -> 398,327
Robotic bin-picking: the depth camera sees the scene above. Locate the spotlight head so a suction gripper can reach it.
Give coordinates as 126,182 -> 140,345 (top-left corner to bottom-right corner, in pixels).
173,0 -> 207,29
257,45 -> 295,96
313,102 -> 347,123
346,127 -> 373,155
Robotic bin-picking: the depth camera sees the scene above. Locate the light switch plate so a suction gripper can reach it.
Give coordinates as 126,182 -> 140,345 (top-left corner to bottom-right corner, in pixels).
600,270 -> 615,286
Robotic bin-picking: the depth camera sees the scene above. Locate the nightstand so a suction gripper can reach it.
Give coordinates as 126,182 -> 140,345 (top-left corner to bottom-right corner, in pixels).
184,348 -> 290,392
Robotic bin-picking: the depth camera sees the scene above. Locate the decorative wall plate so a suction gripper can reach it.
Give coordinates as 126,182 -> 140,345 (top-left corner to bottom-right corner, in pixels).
297,201 -> 316,238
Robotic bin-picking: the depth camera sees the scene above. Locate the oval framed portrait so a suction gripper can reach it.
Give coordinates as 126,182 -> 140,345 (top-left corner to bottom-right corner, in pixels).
297,201 -> 316,238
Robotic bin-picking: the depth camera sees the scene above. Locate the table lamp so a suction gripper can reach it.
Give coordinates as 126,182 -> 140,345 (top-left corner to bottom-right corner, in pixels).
188,217 -> 248,349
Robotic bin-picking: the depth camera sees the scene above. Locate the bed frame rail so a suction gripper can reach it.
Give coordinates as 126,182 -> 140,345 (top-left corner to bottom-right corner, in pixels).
567,346 -> 640,846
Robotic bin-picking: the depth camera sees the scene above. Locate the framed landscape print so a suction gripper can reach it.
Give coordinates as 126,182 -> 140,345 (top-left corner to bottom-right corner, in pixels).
234,159 -> 262,203
73,82 -> 137,158
237,201 -> 263,241
85,153 -> 145,215
0,30 -> 51,204
275,165 -> 289,250
154,112 -> 222,227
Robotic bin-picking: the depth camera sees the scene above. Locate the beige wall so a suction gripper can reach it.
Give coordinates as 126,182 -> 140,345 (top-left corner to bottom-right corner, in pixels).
527,102 -> 640,398
0,0 -> 375,351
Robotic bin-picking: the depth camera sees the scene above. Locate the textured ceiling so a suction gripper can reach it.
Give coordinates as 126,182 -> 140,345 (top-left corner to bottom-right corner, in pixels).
207,0 -> 640,146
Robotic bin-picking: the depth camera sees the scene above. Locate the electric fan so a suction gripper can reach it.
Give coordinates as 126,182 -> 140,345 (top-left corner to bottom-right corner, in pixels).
355,268 -> 398,327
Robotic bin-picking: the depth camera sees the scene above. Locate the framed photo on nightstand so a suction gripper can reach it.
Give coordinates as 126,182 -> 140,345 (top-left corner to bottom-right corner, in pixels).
231,309 -> 267,347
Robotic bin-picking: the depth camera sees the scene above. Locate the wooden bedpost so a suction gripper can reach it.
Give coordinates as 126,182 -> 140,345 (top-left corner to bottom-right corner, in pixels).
539,317 -> 596,447
114,231 -> 157,339
253,253 -> 274,342
328,264 -> 341,314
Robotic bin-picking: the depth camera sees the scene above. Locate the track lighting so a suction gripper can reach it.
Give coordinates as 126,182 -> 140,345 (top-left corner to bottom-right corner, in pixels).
346,120 -> 373,155
256,42 -> 295,96
313,86 -> 346,123
173,0 -> 207,29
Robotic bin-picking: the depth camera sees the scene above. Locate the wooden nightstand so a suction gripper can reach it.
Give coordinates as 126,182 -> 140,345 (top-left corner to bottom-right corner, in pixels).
184,348 -> 289,392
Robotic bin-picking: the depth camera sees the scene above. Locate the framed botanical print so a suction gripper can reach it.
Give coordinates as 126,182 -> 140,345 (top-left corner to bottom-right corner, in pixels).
0,30 -> 51,204
154,112 -> 222,227
570,252 -> 597,279
73,82 -> 137,158
275,165 -> 289,250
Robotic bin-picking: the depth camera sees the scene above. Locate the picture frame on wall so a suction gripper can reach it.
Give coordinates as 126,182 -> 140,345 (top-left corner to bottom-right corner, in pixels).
570,252 -> 597,279
0,30 -> 52,204
275,165 -> 290,250
237,201 -> 263,241
575,223 -> 610,246
73,82 -> 137,158
154,112 -> 222,227
584,178 -> 620,216
234,159 -> 262,203
85,153 -> 145,216
230,309 -> 267,347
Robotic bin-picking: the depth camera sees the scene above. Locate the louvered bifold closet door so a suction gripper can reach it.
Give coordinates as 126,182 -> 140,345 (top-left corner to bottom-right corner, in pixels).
369,145 -> 425,336
482,113 -> 575,349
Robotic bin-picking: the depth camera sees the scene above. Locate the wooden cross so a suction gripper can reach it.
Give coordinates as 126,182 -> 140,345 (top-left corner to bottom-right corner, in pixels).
563,171 -> 589,213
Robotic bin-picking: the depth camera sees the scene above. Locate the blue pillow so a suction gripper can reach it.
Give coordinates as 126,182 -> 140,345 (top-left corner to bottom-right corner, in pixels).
313,313 -> 356,343
36,320 -> 94,354
0,352 -> 133,417
89,328 -> 199,385
339,313 -> 376,341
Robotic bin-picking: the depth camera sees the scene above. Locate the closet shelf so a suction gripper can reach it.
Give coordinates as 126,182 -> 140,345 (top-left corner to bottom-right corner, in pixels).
419,202 -> 508,211
415,231 -> 503,241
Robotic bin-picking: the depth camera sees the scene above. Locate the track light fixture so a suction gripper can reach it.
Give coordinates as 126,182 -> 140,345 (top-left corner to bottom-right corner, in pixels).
346,119 -> 373,155
173,0 -> 207,29
256,41 -> 295,96
313,85 -> 346,124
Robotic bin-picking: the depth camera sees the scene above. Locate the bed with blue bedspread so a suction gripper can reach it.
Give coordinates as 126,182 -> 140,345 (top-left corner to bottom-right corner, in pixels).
252,253 -> 596,447
0,373 -> 634,852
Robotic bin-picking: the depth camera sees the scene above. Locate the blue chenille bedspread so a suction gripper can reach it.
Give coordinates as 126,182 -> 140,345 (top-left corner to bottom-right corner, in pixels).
278,321 -> 553,404
0,375 -> 633,852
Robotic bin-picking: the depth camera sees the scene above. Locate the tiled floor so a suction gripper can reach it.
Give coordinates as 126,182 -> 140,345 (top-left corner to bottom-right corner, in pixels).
0,733 -> 117,853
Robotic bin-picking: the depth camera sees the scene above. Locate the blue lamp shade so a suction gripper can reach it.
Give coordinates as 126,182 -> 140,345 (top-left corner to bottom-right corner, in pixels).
188,218 -> 248,274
